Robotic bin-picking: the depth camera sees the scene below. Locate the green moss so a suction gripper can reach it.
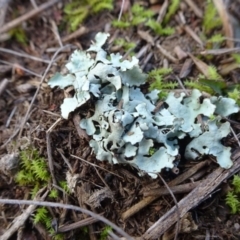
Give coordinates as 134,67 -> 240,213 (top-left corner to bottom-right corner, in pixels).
202,0 -> 222,33
146,19 -> 175,36
184,65 -> 226,95
225,175 -> 240,214
232,53 -> 240,64
228,88 -> 240,105
112,3 -> 175,36
112,3 -> 154,29
49,189 -> 59,199
33,207 -> 64,239
59,180 -> 71,194
100,226 -> 112,240
15,147 -> 50,195
184,79 -> 214,94
9,27 -> 28,45
148,67 -> 177,99
148,147 -> 156,156
207,34 -> 225,44
64,0 -> 113,31
113,38 -> 136,53
163,0 -> 180,24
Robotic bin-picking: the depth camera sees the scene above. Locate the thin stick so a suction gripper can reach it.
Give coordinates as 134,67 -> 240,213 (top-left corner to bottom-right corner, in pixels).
5,105 -> 17,128
0,199 -> 133,240
0,78 -> 8,96
58,214 -> 104,232
0,188 -> 48,240
18,44 -> 71,138
0,47 -> 52,64
57,148 -> 73,173
62,26 -> 87,43
231,127 -> 240,148
143,181 -> 201,197
46,132 -> 57,186
157,0 -> 168,23
47,117 -> 62,133
0,59 -> 42,77
50,20 -> 63,47
118,0 -> 125,21
158,174 -> 180,240
200,48 -> 240,55
70,154 -> 123,179
184,0 -> 203,18
0,0 -> 60,34
174,74 -> 189,96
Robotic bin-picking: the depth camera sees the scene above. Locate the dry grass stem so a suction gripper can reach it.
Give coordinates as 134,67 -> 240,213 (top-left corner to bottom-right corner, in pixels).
213,0 -> 234,48
0,0 -> 60,34
0,188 -> 48,240
184,0 -> 203,18
0,199 -> 133,240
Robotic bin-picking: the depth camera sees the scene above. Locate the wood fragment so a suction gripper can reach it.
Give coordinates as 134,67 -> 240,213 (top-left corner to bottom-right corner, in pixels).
179,58 -> 193,78
46,132 -> 57,186
0,78 -> 8,96
219,62 -> 240,75
142,150 -> 240,239
58,214 -> 103,232
62,27 -> 88,43
143,181 -> 202,197
121,161 -> 209,220
0,0 -> 60,34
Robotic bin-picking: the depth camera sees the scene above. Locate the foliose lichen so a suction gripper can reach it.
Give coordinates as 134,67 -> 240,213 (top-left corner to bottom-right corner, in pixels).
48,32 -> 239,178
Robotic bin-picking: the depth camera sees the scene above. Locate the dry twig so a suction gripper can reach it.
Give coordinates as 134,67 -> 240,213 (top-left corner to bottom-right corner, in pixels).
0,0 -> 60,34
184,0 -> 203,18
0,78 -> 8,96
142,150 -> 240,239
143,181 -> 201,197
0,188 -> 48,240
0,199 -> 133,240
121,161 -> 210,220
58,214 -> 103,233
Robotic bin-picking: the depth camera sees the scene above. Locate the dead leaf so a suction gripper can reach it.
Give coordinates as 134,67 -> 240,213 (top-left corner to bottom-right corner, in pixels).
138,30 -> 154,46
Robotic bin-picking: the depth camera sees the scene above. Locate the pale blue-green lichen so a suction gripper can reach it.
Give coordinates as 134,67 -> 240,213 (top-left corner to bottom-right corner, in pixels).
48,32 -> 239,178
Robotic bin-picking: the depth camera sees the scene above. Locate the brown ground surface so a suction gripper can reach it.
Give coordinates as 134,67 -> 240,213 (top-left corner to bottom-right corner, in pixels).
0,0 -> 240,239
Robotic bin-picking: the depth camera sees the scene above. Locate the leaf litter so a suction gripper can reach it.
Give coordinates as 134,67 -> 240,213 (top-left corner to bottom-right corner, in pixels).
1,0 -> 240,239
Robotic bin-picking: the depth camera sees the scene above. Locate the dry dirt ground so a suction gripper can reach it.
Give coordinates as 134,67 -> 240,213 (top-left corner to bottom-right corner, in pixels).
0,0 -> 240,239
